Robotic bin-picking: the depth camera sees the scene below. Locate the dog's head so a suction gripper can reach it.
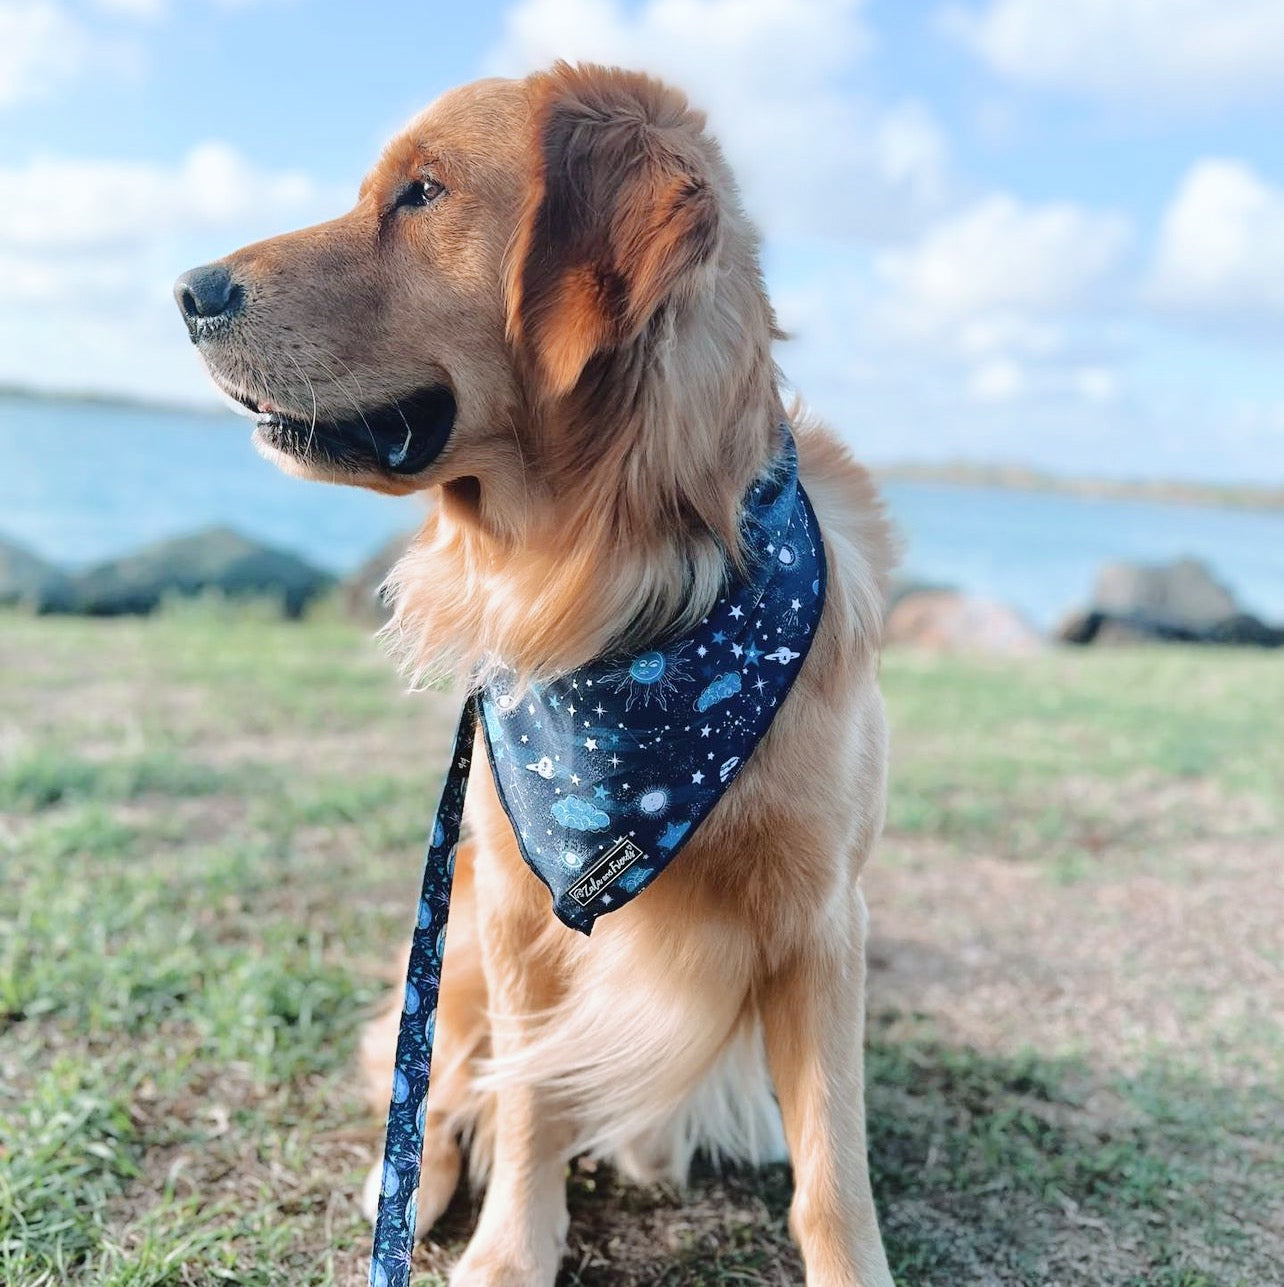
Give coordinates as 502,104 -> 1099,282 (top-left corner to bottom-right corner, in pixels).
176,64 -> 777,522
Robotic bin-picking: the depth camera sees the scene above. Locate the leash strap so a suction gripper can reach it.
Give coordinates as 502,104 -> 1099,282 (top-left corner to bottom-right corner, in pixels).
369,695 -> 477,1287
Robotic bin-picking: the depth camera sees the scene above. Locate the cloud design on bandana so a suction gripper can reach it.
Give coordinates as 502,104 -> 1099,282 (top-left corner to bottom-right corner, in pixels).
695,671 -> 742,711
551,795 -> 611,832
617,865 -> 654,894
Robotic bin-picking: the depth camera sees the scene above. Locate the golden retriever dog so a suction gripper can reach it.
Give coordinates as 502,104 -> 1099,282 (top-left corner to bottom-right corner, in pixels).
175,63 -> 896,1287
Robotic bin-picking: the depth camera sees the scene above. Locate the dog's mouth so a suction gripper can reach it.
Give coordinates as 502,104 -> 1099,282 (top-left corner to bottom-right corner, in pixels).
244,386 -> 457,476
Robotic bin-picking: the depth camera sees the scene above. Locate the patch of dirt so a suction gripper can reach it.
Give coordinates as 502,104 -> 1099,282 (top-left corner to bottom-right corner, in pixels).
864,834 -> 1284,1082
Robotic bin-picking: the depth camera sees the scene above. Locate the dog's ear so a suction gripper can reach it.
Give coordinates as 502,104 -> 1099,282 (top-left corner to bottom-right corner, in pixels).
508,63 -> 722,397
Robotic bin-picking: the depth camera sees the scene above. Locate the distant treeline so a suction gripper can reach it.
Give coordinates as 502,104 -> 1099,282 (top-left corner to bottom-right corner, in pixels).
0,383 -> 222,417
876,461 -> 1284,513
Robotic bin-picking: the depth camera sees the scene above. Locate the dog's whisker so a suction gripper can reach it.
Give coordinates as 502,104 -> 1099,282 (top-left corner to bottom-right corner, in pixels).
285,351 -> 320,456
306,342 -> 382,460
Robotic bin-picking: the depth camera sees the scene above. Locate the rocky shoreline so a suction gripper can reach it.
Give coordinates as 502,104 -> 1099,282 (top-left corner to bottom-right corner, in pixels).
3,529 -> 1280,650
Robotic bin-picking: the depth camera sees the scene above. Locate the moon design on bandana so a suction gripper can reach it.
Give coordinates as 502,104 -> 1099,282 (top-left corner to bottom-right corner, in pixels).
606,645 -> 691,710
638,788 -> 669,816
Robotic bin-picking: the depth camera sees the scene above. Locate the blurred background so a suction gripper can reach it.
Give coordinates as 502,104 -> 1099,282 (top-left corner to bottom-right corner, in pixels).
1,4 -> 1281,1286
1,0 -> 1283,626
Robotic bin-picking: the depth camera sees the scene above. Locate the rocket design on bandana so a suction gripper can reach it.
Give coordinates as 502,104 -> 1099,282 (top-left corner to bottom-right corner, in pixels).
478,426 -> 827,933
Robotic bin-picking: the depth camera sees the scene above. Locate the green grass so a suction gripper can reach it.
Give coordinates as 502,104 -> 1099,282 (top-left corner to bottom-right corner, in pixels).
881,648 -> 1283,863
1,605 -> 1280,1285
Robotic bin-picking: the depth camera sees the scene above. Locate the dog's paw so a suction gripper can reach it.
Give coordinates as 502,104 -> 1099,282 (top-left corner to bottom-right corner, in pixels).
448,1249 -> 559,1287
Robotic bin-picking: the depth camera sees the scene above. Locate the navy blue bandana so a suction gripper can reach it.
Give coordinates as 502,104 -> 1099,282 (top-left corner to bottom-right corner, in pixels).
478,426 -> 826,932
369,425 -> 824,1286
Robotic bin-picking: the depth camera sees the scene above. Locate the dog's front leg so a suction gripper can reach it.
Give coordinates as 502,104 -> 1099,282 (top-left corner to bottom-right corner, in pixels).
761,886 -> 894,1287
450,864 -> 569,1287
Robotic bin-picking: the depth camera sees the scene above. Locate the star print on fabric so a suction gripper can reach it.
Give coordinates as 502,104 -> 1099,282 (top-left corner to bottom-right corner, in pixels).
584,738 -> 597,751
692,770 -> 705,784
729,605 -> 744,619
700,725 -> 712,737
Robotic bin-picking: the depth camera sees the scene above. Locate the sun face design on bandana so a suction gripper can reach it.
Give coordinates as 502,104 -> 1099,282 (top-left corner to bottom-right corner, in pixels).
604,643 -> 692,710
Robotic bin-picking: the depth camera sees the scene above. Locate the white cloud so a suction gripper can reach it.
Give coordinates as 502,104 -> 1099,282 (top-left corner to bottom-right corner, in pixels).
91,0 -> 283,15
0,145 -> 338,400
1073,365 -> 1120,404
91,0 -> 165,18
0,144 -> 320,254
0,0 -> 88,107
1149,159 -> 1284,321
966,356 -> 1025,403
942,0 -> 1284,110
487,0 -> 950,242
874,194 -> 1131,334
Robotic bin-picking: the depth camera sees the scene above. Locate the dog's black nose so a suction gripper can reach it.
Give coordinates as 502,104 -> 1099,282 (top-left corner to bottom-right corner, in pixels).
174,263 -> 243,325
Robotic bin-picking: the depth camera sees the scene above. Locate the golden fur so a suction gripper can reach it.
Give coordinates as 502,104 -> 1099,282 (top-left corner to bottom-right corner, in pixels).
186,62 -> 897,1287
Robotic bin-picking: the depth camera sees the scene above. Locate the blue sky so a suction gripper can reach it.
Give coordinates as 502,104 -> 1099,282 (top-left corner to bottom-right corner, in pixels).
2,0 -> 1282,481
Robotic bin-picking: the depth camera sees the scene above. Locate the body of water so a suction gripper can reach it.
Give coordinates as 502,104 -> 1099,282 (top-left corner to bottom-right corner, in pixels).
4,396 -> 1283,630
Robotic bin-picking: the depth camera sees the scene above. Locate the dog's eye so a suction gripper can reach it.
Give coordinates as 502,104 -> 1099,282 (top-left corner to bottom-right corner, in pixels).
397,179 -> 446,209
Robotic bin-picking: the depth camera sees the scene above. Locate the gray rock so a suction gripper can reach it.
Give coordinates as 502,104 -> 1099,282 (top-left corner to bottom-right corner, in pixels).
1093,558 -> 1238,631
0,536 -> 76,612
68,527 -> 334,618
1060,557 -> 1281,647
343,531 -> 416,621
885,576 -> 956,616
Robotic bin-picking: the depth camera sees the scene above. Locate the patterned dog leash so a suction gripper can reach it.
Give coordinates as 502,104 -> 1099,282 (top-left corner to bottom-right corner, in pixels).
369,697 -> 477,1287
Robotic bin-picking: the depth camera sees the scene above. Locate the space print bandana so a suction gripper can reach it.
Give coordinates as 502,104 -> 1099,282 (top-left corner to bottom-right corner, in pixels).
478,426 -> 826,932
370,425 -> 824,1286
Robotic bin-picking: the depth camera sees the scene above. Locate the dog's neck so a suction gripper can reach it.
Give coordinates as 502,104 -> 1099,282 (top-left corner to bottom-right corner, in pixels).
385,402 -> 783,685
